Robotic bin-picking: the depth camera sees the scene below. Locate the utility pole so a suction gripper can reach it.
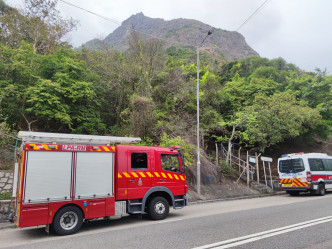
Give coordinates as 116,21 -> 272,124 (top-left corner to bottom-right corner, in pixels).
197,29 -> 213,195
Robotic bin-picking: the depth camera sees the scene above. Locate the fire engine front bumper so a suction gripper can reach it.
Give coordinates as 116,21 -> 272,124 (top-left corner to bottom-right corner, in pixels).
174,194 -> 188,209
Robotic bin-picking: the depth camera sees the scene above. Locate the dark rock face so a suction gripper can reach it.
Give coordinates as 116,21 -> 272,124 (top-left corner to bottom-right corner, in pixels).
83,12 -> 259,60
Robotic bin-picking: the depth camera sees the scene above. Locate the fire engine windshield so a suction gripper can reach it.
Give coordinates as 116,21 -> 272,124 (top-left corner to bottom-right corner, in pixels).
279,158 -> 305,173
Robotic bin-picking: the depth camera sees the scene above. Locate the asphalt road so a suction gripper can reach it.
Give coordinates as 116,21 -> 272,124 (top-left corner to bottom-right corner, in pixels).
2,192 -> 332,249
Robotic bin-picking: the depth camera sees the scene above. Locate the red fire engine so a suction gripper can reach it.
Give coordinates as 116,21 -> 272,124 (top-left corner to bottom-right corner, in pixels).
12,131 -> 188,235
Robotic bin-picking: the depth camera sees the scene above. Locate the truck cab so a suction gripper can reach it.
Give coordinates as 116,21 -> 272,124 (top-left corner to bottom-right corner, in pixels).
116,145 -> 188,218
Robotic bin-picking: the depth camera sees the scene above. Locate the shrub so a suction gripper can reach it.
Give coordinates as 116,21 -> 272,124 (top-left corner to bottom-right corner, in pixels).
219,161 -> 235,176
0,192 -> 11,200
159,133 -> 195,168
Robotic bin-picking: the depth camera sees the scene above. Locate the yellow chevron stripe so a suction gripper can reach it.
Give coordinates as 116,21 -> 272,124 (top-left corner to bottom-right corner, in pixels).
154,172 -> 160,177
115,171 -> 187,181
48,144 -> 58,150
42,144 -> 50,150
31,144 -> 38,150
281,179 -> 292,184
280,178 -> 309,187
147,172 -> 154,177
293,179 -> 306,187
103,146 -> 110,152
123,172 -> 130,178
139,172 -> 146,177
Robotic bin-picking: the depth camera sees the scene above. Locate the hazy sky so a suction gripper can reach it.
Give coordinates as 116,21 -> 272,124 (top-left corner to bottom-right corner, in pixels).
7,0 -> 332,73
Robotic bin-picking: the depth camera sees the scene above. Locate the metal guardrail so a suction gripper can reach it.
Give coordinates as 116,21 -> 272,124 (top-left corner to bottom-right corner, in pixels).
220,143 -> 255,181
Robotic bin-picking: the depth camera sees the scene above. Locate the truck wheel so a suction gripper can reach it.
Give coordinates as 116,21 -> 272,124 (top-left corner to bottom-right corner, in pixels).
286,191 -> 300,196
53,206 -> 83,236
317,183 -> 326,196
148,196 -> 169,220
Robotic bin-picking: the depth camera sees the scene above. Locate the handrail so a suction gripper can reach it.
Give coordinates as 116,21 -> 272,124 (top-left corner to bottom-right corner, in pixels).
220,143 -> 255,180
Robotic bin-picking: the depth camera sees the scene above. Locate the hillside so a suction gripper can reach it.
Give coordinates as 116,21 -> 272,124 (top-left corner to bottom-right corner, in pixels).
83,12 -> 259,60
1,0 -> 331,203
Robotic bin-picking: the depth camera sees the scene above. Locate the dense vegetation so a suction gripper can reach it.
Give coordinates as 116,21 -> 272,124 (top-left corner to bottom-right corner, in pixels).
0,0 -> 331,169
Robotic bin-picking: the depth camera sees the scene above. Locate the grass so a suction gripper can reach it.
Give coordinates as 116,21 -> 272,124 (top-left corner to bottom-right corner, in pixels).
0,165 -> 12,170
0,159 -> 14,170
0,192 -> 11,200
219,161 -> 236,177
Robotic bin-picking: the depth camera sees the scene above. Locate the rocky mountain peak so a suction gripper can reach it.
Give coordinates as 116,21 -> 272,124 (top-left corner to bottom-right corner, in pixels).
83,13 -> 259,60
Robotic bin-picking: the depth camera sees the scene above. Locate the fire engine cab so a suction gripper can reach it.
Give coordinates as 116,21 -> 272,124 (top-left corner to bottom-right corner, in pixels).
12,131 -> 188,235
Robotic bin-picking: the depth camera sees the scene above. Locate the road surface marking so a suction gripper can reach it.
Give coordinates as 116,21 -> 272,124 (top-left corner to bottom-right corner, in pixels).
158,218 -> 183,224
193,216 -> 332,249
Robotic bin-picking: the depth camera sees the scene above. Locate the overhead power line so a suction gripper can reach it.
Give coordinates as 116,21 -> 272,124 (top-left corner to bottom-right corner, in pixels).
59,0 -> 122,26
236,0 -> 272,31
59,0 -> 197,47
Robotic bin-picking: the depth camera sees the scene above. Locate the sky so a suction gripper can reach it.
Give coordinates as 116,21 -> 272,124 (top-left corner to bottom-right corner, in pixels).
7,0 -> 332,73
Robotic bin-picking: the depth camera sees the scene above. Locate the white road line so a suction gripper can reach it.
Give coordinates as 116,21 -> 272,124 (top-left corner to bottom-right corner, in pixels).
193,216 -> 332,249
158,218 -> 183,223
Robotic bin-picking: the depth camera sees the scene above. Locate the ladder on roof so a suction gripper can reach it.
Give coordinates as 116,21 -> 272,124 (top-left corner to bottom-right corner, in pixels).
18,131 -> 141,145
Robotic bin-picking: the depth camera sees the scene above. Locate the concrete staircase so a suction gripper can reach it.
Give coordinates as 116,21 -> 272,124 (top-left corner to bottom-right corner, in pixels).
250,181 -> 273,194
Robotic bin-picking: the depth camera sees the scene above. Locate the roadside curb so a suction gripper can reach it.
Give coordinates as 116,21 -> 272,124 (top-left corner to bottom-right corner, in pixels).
0,222 -> 16,230
188,191 -> 286,206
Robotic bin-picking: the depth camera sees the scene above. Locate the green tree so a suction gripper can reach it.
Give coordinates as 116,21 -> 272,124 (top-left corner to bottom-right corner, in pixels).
242,93 -> 322,151
0,0 -> 76,53
159,133 -> 195,168
0,42 -> 105,133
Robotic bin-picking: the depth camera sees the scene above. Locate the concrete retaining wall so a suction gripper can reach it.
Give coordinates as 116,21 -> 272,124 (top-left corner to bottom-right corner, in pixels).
0,172 -> 14,193
0,171 -> 14,222
0,200 -> 13,222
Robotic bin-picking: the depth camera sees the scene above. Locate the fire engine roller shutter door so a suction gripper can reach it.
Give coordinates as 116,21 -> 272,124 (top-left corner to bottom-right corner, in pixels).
75,152 -> 114,199
23,151 -> 73,203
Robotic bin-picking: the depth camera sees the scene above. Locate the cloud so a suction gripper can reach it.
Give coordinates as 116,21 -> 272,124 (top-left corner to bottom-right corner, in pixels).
6,0 -> 332,73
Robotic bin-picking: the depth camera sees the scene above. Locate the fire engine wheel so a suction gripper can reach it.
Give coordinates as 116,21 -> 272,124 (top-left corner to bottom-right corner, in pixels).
53,206 -> 83,236
148,196 -> 169,220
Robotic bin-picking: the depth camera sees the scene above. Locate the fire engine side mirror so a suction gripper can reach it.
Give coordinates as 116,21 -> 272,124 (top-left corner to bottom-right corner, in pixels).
178,152 -> 185,173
